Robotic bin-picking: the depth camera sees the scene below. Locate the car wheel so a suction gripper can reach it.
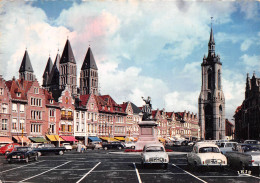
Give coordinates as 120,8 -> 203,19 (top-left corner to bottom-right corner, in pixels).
25,157 -> 29,163
34,155 -> 38,161
118,146 -> 122,150
104,147 -> 108,150
59,151 -> 64,155
5,151 -> 10,155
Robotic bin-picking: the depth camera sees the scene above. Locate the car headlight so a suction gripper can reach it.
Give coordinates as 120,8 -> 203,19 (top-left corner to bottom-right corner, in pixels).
217,160 -> 222,163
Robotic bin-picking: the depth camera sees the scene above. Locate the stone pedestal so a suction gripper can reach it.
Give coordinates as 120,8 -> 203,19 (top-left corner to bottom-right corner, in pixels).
135,120 -> 160,150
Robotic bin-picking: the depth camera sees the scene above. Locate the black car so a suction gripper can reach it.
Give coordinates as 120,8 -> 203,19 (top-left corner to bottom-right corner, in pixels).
5,147 -> 38,163
102,142 -> 125,150
34,144 -> 66,156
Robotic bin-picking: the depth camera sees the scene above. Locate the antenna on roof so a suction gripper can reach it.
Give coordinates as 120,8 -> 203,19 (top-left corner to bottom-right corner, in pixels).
211,16 -> 213,28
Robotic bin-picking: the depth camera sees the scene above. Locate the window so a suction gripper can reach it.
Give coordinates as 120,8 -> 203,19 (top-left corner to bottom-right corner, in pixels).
61,110 -> 65,116
2,103 -> 8,113
2,119 -> 7,130
34,87 -> 39,94
50,124 -> 55,134
68,111 -> 72,117
31,124 -> 41,133
50,99 -> 53,104
68,125 -> 72,132
20,104 -> 24,113
82,123 -> 84,132
0,88 -> 3,95
91,103 -> 94,109
50,109 -> 55,117
31,110 -> 42,120
19,119 -> 24,130
82,113 -> 84,119
76,122 -> 79,132
16,92 -> 21,97
61,124 -> 65,132
76,112 -> 79,118
12,118 -> 17,130
12,103 -> 17,112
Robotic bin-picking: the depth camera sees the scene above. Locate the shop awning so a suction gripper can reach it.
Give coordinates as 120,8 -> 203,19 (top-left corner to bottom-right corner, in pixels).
29,137 -> 47,143
60,136 -> 78,142
46,135 -> 64,142
0,137 -> 13,144
100,137 -> 118,142
88,136 -> 102,142
114,137 -> 125,141
158,137 -> 166,143
13,136 -> 31,143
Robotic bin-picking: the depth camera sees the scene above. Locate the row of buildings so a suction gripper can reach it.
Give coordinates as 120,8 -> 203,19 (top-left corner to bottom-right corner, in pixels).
0,38 -> 200,145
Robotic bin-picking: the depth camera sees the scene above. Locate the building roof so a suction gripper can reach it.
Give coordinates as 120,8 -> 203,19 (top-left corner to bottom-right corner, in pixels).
42,57 -> 53,77
47,55 -> 60,86
80,94 -> 90,106
60,39 -> 76,64
130,102 -> 142,114
19,50 -> 34,73
209,27 -> 215,44
81,47 -> 98,70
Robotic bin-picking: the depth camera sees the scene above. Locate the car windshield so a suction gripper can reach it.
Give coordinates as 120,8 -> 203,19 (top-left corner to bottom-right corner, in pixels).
145,146 -> 164,152
13,147 -> 30,152
199,147 -> 220,153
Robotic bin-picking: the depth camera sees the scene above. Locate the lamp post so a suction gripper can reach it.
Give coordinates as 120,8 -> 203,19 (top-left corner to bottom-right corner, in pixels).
21,128 -> 24,147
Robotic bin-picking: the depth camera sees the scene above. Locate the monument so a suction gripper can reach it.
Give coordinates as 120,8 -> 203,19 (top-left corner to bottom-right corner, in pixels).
135,96 -> 160,150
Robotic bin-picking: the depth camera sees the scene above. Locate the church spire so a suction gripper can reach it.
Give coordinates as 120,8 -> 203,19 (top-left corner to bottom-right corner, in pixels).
19,50 -> 35,81
81,46 -> 98,70
42,56 -> 53,87
60,39 -> 76,64
208,17 -> 215,57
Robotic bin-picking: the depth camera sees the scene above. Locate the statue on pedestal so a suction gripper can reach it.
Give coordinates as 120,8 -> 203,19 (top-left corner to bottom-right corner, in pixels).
141,96 -> 152,120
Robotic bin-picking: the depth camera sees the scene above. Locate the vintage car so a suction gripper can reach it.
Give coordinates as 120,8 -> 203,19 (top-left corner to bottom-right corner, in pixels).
225,144 -> 260,170
187,142 -> 227,170
244,140 -> 259,144
0,143 -> 21,155
62,143 -> 73,151
218,142 -> 238,154
102,142 -> 125,150
124,141 -> 136,149
141,144 -> 169,169
5,147 -> 38,163
34,143 -> 66,156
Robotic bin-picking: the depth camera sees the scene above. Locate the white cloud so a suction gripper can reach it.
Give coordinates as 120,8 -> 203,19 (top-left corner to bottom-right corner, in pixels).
239,1 -> 259,19
240,54 -> 260,72
240,39 -> 253,51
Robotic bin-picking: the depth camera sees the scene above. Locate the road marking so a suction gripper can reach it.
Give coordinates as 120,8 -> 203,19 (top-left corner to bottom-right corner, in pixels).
246,174 -> 260,180
19,161 -> 70,182
76,162 -> 101,183
172,164 -> 208,183
93,170 -> 135,172
0,160 -> 45,173
133,163 -> 142,183
199,176 -> 247,178
140,173 -> 187,175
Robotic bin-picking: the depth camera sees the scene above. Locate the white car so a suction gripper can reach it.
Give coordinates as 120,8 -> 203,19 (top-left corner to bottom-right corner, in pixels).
124,141 -> 135,149
218,142 -> 237,154
62,143 -> 72,151
187,142 -> 227,170
141,144 -> 169,169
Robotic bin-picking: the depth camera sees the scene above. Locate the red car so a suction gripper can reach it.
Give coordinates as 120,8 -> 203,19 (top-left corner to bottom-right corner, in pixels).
0,143 -> 21,155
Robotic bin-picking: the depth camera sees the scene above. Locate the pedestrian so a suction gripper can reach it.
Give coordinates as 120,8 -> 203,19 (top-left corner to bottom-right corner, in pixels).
77,143 -> 82,153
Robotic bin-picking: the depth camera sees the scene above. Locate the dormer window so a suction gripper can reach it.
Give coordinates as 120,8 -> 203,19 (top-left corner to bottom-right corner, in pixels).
16,92 -> 21,97
50,99 -> 53,104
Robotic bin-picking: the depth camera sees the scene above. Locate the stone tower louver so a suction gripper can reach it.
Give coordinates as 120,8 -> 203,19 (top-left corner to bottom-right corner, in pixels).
19,50 -> 35,81
59,39 -> 77,96
198,25 -> 225,140
80,46 -> 98,95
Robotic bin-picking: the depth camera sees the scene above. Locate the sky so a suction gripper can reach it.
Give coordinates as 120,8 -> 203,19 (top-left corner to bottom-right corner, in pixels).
0,0 -> 260,121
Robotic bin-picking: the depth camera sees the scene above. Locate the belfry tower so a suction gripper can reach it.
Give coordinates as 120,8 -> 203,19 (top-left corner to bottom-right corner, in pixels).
59,39 -> 77,96
19,50 -> 35,81
198,22 -> 225,140
80,46 -> 98,95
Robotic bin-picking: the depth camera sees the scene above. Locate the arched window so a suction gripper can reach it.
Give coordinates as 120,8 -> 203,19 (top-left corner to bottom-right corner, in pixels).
218,70 -> 221,89
208,69 -> 212,90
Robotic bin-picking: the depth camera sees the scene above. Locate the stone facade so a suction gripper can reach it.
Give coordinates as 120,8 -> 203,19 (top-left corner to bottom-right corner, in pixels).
198,27 -> 225,140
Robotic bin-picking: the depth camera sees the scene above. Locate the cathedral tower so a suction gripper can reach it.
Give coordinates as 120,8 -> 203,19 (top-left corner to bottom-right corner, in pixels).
59,39 -> 77,96
42,56 -> 53,88
19,50 -> 35,81
80,46 -> 98,95
198,25 -> 225,140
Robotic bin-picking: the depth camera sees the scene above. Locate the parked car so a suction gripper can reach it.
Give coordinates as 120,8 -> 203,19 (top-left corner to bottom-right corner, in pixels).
181,140 -> 190,146
244,140 -> 259,144
188,141 -> 196,146
225,144 -> 260,170
218,142 -> 238,154
28,143 -> 42,149
62,143 -> 73,151
187,142 -> 227,171
124,141 -> 136,149
92,142 -> 102,149
0,143 -> 21,155
34,143 -> 66,156
172,141 -> 181,146
5,147 -> 38,163
102,142 -> 125,150
141,144 -> 169,169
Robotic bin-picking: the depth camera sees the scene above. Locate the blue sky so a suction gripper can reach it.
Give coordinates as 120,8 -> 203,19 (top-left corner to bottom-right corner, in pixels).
0,0 -> 260,121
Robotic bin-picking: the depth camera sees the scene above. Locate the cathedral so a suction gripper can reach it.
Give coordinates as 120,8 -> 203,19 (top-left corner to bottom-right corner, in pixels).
198,26 -> 226,140
41,39 -> 99,100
